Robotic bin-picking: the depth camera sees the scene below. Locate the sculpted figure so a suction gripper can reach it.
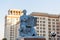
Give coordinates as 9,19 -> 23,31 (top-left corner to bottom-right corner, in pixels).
19,10 -> 37,37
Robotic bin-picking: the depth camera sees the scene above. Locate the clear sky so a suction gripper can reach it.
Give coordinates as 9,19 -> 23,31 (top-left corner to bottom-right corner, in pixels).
0,0 -> 60,40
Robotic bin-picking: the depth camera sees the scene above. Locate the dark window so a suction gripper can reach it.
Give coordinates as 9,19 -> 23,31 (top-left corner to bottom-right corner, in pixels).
43,28 -> 45,30
40,31 -> 42,33
48,25 -> 51,27
53,25 -> 55,27
10,11 -> 12,14
43,31 -> 45,33
36,27 -> 39,29
40,24 -> 42,26
36,24 -> 39,26
40,21 -> 42,23
43,24 -> 45,26
48,22 -> 51,24
43,18 -> 45,20
52,19 -> 55,21
48,28 -> 51,30
52,22 -> 55,24
56,19 -> 59,21
37,21 -> 39,23
43,21 -> 45,23
43,34 -> 45,36
49,38 -> 51,40
57,32 -> 59,34
48,19 -> 51,21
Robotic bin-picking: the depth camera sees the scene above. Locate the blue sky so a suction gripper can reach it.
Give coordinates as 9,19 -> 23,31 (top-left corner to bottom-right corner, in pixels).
0,0 -> 60,40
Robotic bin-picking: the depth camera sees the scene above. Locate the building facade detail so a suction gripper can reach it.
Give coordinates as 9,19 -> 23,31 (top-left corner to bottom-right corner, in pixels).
30,12 -> 60,40
5,9 -> 23,40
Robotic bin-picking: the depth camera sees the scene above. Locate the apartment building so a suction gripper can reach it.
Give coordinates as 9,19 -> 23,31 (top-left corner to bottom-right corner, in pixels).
30,12 -> 60,40
4,9 -> 23,40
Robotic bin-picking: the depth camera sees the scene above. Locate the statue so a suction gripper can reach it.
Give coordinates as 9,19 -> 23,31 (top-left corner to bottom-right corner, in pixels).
19,10 -> 37,37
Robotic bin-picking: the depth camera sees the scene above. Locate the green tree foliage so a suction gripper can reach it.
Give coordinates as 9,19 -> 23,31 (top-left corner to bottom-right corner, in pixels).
2,38 -> 7,40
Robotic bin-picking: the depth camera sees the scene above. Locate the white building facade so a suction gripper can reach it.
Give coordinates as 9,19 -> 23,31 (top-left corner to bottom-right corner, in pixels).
4,9 -> 23,40
30,12 -> 60,40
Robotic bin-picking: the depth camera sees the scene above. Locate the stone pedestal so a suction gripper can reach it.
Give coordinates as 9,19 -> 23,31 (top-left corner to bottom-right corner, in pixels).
18,38 -> 45,40
17,36 -> 46,40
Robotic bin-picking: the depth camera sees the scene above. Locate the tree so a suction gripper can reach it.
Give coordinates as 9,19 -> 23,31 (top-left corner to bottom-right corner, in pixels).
2,38 -> 7,40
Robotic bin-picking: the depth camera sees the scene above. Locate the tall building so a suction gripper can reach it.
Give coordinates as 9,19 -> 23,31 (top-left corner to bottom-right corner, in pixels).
30,12 -> 60,40
4,9 -> 23,40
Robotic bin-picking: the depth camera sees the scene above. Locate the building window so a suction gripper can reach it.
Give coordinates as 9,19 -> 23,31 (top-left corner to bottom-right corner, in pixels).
37,17 -> 39,19
10,37 -> 14,40
53,28 -> 55,30
43,21 -> 45,23
19,11 -> 20,13
37,21 -> 39,23
48,22 -> 51,24
43,31 -> 45,33
10,31 -> 14,36
40,31 -> 42,33
52,19 -> 55,21
56,22 -> 59,24
57,38 -> 60,40
10,29 -> 14,31
36,24 -> 39,26
37,31 -> 39,32
48,19 -> 51,21
57,29 -> 60,31
36,27 -> 39,29
40,18 -> 42,19
10,11 -> 12,14
43,28 -> 45,30
48,25 -> 51,27
37,34 -> 39,35
13,11 -> 15,13
52,22 -> 55,24
57,26 -> 60,28
53,25 -> 55,27
16,11 -> 18,13
43,24 -> 45,26
48,28 -> 51,30
43,18 -> 45,20
40,24 -> 42,26
49,38 -> 51,40
57,32 -> 60,34
56,19 -> 59,21
40,21 -> 42,23
43,34 -> 45,36
57,35 -> 60,37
